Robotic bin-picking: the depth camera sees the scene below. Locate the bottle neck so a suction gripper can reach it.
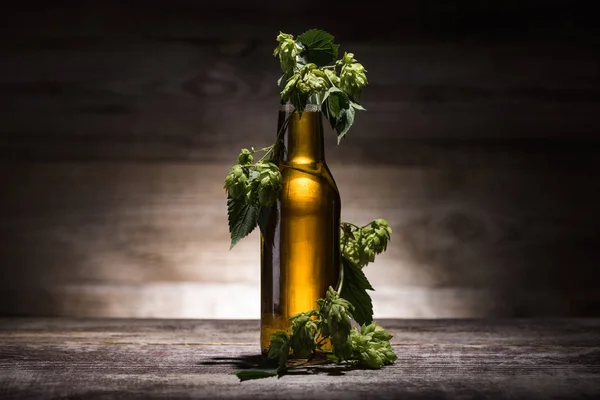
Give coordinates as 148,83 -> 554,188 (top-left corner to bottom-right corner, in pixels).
277,102 -> 325,164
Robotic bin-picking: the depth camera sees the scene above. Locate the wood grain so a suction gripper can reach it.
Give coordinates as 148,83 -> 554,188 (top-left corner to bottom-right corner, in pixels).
1,163 -> 598,318
1,2 -> 600,319
0,318 -> 599,399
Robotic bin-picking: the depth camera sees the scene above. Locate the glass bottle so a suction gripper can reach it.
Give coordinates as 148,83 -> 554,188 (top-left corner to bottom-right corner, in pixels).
260,99 -> 341,354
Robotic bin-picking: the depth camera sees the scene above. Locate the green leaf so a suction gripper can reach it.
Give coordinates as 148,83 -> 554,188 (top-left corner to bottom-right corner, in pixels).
235,369 -> 277,382
268,331 -> 290,361
322,87 -> 349,130
277,72 -> 291,93
336,105 -> 355,144
350,100 -> 366,111
340,256 -> 374,326
227,197 -> 259,249
320,87 -> 356,142
278,340 -> 290,374
297,29 -> 339,67
291,90 -> 309,117
257,205 -> 275,239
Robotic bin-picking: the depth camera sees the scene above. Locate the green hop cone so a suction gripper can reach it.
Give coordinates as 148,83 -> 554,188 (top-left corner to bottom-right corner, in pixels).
350,322 -> 397,369
245,177 -> 259,205
361,322 -> 393,342
273,32 -> 299,74
320,287 -> 354,360
341,237 -> 361,265
340,52 -> 368,99
296,80 -> 310,94
256,162 -> 281,207
359,234 -> 376,267
365,219 -> 392,254
289,314 -> 318,359
223,164 -> 249,200
324,69 -> 340,87
303,70 -> 328,93
281,74 -> 299,100
237,148 -> 253,165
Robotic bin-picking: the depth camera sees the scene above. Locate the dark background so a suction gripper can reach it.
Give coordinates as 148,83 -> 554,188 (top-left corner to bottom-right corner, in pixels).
1,0 -> 599,318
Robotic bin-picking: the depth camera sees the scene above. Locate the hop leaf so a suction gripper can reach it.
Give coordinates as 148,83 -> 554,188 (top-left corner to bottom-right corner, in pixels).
226,197 -> 258,249
296,29 -> 339,67
267,330 -> 291,373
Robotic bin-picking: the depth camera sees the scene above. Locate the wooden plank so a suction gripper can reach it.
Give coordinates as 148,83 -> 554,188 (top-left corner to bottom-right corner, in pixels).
2,39 -> 599,162
1,1 -> 598,43
1,319 -> 599,347
0,319 -> 599,399
0,344 -> 598,399
1,162 -> 599,318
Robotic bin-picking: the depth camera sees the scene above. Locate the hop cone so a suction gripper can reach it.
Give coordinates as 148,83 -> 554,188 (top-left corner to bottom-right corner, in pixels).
302,65 -> 328,92
281,74 -> 299,100
319,287 -> 354,360
223,164 -> 248,200
237,148 -> 253,165
273,32 -> 298,74
364,219 -> 392,254
289,313 -> 318,359
256,162 -> 282,207
340,52 -> 368,99
350,322 -> 397,369
324,69 -> 340,87
341,236 -> 361,265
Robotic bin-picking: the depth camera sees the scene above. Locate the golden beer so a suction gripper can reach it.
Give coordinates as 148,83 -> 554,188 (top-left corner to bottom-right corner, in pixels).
260,102 -> 341,353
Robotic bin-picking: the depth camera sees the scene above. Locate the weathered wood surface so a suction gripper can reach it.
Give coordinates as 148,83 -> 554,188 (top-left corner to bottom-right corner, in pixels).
1,2 -> 600,319
0,319 -> 599,399
1,163 -> 599,318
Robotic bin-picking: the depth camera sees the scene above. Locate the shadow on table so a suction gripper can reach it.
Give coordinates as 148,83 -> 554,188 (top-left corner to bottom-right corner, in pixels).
199,355 -> 264,369
199,355 -> 357,376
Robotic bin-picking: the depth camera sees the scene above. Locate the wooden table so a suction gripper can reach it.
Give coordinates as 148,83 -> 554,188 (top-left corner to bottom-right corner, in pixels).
1,319 -> 599,399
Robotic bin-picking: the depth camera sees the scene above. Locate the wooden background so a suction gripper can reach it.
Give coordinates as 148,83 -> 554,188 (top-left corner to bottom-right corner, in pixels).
1,1 -> 599,318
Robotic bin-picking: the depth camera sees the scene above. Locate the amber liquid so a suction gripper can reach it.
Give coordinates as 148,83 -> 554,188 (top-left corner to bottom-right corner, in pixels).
260,104 -> 341,353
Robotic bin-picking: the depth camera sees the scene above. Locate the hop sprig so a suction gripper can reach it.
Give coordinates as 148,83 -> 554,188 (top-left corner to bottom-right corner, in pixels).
224,148 -> 282,207
289,311 -> 319,359
266,287 -> 396,375
273,29 -> 367,142
224,147 -> 284,249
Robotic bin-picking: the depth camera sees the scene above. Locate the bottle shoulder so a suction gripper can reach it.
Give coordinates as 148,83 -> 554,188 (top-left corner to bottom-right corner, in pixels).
278,162 -> 340,198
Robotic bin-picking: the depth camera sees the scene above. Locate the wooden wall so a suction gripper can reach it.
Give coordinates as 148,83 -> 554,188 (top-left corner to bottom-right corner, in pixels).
1,1 -> 599,318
